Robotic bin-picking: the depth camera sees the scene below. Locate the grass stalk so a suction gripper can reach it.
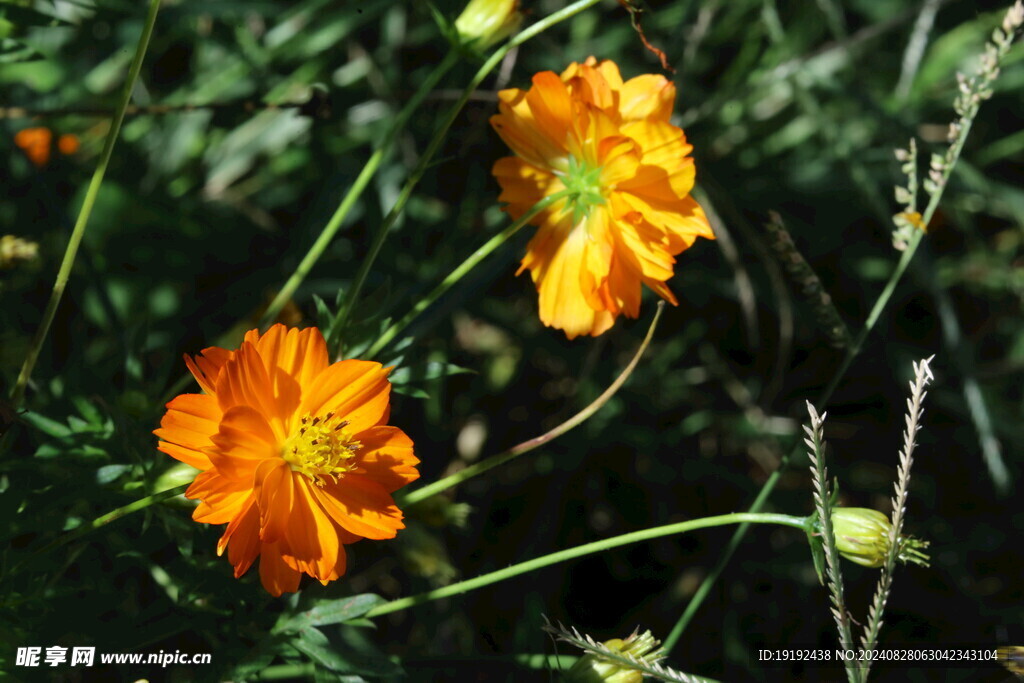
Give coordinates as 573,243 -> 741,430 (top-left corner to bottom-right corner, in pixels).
9,0 -> 163,406
399,301 -> 663,507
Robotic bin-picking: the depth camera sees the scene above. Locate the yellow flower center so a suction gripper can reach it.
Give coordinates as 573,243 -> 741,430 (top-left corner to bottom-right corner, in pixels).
281,412 -> 361,487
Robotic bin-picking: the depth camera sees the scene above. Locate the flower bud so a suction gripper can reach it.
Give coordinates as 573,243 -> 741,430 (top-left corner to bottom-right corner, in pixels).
0,235 -> 39,269
564,630 -> 661,683
831,507 -> 930,568
454,0 -> 522,50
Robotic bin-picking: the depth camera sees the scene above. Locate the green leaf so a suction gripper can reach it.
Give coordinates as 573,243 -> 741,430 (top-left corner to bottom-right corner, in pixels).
276,594 -> 386,633
96,464 -> 132,485
388,362 -> 473,386
20,411 -> 72,438
0,4 -> 68,29
289,625 -> 402,677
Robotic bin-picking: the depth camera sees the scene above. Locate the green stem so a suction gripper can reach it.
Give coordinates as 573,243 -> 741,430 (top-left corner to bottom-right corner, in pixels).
9,0 -> 162,406
366,513 -> 808,618
27,484 -> 188,563
365,190 -> 571,359
255,654 -> 577,680
331,0 -> 604,350
260,49 -> 460,328
662,89 -> 981,655
399,301 -> 663,507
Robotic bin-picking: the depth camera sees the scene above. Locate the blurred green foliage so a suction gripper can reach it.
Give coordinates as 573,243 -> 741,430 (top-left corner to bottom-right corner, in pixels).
1,0 -> 1021,681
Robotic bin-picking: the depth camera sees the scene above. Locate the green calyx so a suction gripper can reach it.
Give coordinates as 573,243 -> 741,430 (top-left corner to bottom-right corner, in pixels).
562,155 -> 606,225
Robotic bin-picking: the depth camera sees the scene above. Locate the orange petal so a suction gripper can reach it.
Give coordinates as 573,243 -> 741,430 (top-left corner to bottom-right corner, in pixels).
353,426 -> 420,493
214,342 -> 288,438
218,496 -> 259,577
154,393 -> 222,470
298,360 -> 392,433
157,442 -> 211,471
311,474 -> 405,540
619,74 -> 675,122
532,224 -> 617,339
254,459 -> 293,544
259,542 -> 302,596
207,405 -> 279,480
252,324 -> 330,389
184,346 -> 233,395
191,473 -> 252,525
278,478 -> 344,581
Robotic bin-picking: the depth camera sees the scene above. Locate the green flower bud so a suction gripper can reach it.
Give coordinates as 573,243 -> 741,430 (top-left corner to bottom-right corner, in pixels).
830,507 -> 930,568
454,0 -> 522,50
564,630 -> 661,683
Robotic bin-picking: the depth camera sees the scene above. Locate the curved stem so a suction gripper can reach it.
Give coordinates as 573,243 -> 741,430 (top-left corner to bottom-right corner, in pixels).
662,92 -> 981,655
9,0 -> 162,406
260,49 -> 460,327
332,0 -> 604,349
366,190 -> 571,359
399,302 -> 663,507
366,513 -> 808,618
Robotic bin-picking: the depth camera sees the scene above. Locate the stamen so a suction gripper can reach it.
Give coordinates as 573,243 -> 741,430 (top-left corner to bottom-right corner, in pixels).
281,412 -> 361,487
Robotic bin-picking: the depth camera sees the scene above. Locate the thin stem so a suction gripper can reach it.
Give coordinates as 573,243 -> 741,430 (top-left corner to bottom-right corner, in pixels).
9,0 -> 162,406
255,655 -> 578,680
260,50 -> 460,327
663,45 -> 986,655
366,190 -> 571,359
365,513 -> 808,618
24,484 -> 189,565
331,0 -> 604,348
399,302 -> 664,507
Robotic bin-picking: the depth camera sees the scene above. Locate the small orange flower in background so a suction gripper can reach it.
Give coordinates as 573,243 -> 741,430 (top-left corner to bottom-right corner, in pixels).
14,127 -> 79,167
14,127 -> 52,167
490,57 -> 715,339
155,324 -> 419,596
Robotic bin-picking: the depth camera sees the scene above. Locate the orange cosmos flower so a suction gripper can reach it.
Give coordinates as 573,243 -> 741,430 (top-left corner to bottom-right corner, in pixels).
490,57 -> 714,338
14,127 -> 80,167
155,324 -> 419,596
14,127 -> 53,167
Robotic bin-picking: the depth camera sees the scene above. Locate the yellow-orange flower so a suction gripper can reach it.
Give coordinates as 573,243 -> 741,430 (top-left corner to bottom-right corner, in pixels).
155,324 -> 419,596
490,58 -> 714,338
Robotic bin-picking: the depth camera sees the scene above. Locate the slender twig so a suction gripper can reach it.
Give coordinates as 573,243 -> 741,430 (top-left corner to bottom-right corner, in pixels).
9,0 -> 162,406
662,3 -> 1024,651
399,302 -> 664,507
365,190 -> 572,359
857,357 -> 933,680
364,512 -> 808,618
259,49 -> 459,327
18,484 -> 189,568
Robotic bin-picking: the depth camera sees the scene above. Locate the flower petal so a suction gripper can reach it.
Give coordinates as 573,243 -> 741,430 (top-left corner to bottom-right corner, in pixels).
221,496 -> 260,578
255,459 -> 293,544
184,346 -> 233,395
278,478 -> 344,581
259,542 -> 302,596
311,474 -> 405,540
298,360 -> 392,432
207,405 -> 279,481
215,341 -> 289,439
154,393 -> 222,470
353,426 -> 420,492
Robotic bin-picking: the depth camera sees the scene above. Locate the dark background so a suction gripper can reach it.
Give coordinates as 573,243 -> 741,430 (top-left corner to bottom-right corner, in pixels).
1,0 -> 1021,680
